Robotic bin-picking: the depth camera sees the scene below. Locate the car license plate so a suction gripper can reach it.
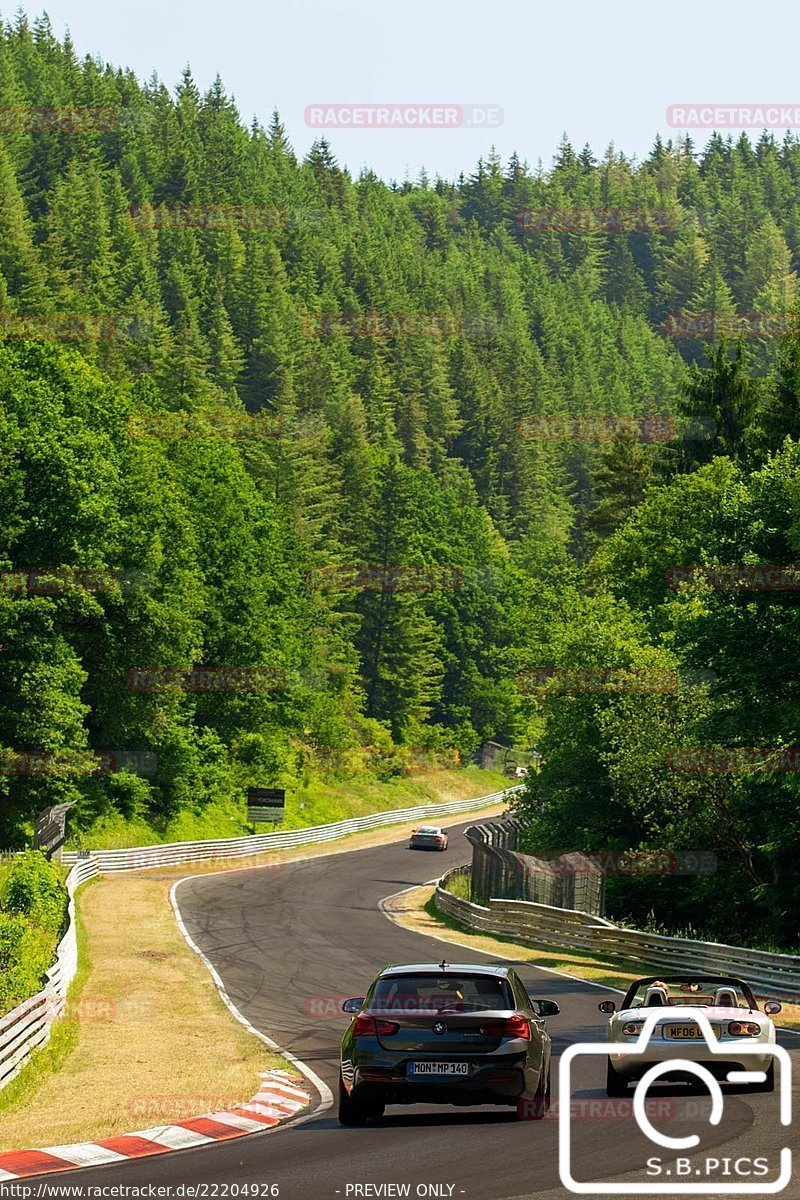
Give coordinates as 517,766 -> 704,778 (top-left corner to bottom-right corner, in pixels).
407,1061 -> 470,1076
665,1025 -> 721,1039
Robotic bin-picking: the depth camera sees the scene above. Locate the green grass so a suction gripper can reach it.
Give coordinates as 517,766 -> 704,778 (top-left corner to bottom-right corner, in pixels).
443,870 -> 472,900
69,766 -> 512,849
0,876 -> 96,1117
0,853 -> 70,1016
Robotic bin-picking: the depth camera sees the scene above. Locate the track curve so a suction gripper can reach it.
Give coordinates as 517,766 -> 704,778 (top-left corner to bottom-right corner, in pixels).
5,821 -> 797,1199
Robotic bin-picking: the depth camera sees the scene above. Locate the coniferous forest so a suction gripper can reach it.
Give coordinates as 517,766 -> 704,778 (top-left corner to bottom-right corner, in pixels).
2,15 -> 800,946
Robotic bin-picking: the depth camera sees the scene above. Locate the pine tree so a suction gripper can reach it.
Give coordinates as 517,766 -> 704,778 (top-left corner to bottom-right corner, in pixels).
587,429 -> 656,541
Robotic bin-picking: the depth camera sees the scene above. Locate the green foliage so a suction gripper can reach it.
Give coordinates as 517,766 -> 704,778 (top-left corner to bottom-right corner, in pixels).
0,851 -> 68,1013
0,22 -> 799,951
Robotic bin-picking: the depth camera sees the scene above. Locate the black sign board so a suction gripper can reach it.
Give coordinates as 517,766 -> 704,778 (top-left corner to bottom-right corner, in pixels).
33,802 -> 76,858
247,787 -> 285,824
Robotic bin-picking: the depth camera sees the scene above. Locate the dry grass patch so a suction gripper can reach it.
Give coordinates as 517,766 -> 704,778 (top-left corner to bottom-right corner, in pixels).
0,873 -> 285,1152
0,796 -> 508,1151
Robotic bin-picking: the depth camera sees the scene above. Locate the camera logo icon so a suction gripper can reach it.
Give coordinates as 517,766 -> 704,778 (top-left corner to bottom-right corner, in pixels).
558,1008 -> 792,1194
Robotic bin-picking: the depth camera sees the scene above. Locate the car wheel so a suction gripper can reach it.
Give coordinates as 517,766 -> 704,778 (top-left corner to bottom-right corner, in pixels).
338,1073 -> 370,1126
518,1069 -> 548,1120
606,1060 -> 628,1097
750,1062 -> 775,1093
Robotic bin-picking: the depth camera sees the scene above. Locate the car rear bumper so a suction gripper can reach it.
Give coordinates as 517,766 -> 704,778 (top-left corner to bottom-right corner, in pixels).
352,1062 -> 526,1104
610,1043 -> 774,1078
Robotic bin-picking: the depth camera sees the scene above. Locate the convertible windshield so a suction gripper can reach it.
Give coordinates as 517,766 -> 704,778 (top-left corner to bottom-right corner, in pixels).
624,976 -> 757,1010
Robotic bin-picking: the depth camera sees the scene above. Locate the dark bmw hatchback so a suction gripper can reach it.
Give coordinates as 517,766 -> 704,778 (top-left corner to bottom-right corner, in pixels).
338,962 -> 559,1125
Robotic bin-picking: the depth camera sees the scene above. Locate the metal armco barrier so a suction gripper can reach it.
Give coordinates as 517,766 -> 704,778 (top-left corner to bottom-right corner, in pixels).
61,788 -> 521,873
0,857 -> 99,1090
436,866 -> 800,1002
465,821 -> 604,914
0,787 -> 517,1091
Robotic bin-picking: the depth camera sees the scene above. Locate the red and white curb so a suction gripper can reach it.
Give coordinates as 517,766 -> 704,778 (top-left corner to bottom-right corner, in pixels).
0,1070 -> 310,1180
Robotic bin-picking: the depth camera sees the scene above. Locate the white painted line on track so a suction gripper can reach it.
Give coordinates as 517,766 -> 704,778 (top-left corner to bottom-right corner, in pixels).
170,877 -> 335,1122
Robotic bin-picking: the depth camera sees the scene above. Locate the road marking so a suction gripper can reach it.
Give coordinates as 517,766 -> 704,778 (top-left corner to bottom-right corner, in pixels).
170,877 -> 335,1120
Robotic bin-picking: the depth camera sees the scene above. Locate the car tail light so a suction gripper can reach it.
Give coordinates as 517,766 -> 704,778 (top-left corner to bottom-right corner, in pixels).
352,1014 -> 399,1037
622,1022 -> 644,1036
480,1014 -> 531,1040
728,1021 -> 760,1037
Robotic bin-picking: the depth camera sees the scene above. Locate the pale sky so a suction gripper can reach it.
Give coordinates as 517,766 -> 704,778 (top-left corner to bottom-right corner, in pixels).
17,0 -> 799,181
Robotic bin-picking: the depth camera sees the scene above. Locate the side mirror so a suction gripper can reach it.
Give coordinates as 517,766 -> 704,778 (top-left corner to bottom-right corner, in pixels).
764,1001 -> 783,1016
598,1000 -> 616,1015
342,997 -> 366,1014
536,999 -> 560,1017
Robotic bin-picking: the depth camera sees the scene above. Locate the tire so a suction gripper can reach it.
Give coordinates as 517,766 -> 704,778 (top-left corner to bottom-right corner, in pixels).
517,1068 -> 549,1120
543,1065 -> 552,1114
606,1060 -> 628,1097
750,1061 -> 775,1093
338,1073 -> 369,1126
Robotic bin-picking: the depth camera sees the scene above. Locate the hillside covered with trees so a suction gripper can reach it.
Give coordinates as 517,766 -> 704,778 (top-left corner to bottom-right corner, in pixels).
1,15 -> 800,946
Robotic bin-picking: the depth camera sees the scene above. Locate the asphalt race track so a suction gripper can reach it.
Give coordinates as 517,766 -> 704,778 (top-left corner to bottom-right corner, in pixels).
5,822 -> 798,1199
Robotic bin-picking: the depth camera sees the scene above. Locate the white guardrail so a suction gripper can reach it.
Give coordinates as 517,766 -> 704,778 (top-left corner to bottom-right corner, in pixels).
436,866 -> 800,1002
0,857 -> 99,1090
60,789 -> 519,873
0,788 -> 516,1090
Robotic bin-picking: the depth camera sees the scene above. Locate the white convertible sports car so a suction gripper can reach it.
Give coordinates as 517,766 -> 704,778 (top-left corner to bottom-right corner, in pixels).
599,974 -> 783,1096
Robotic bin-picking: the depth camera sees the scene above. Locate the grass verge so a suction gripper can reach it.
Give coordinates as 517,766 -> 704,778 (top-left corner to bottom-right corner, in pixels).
71,766 -> 510,849
0,789 -> 510,1150
0,871 -> 287,1152
382,884 -> 800,1032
